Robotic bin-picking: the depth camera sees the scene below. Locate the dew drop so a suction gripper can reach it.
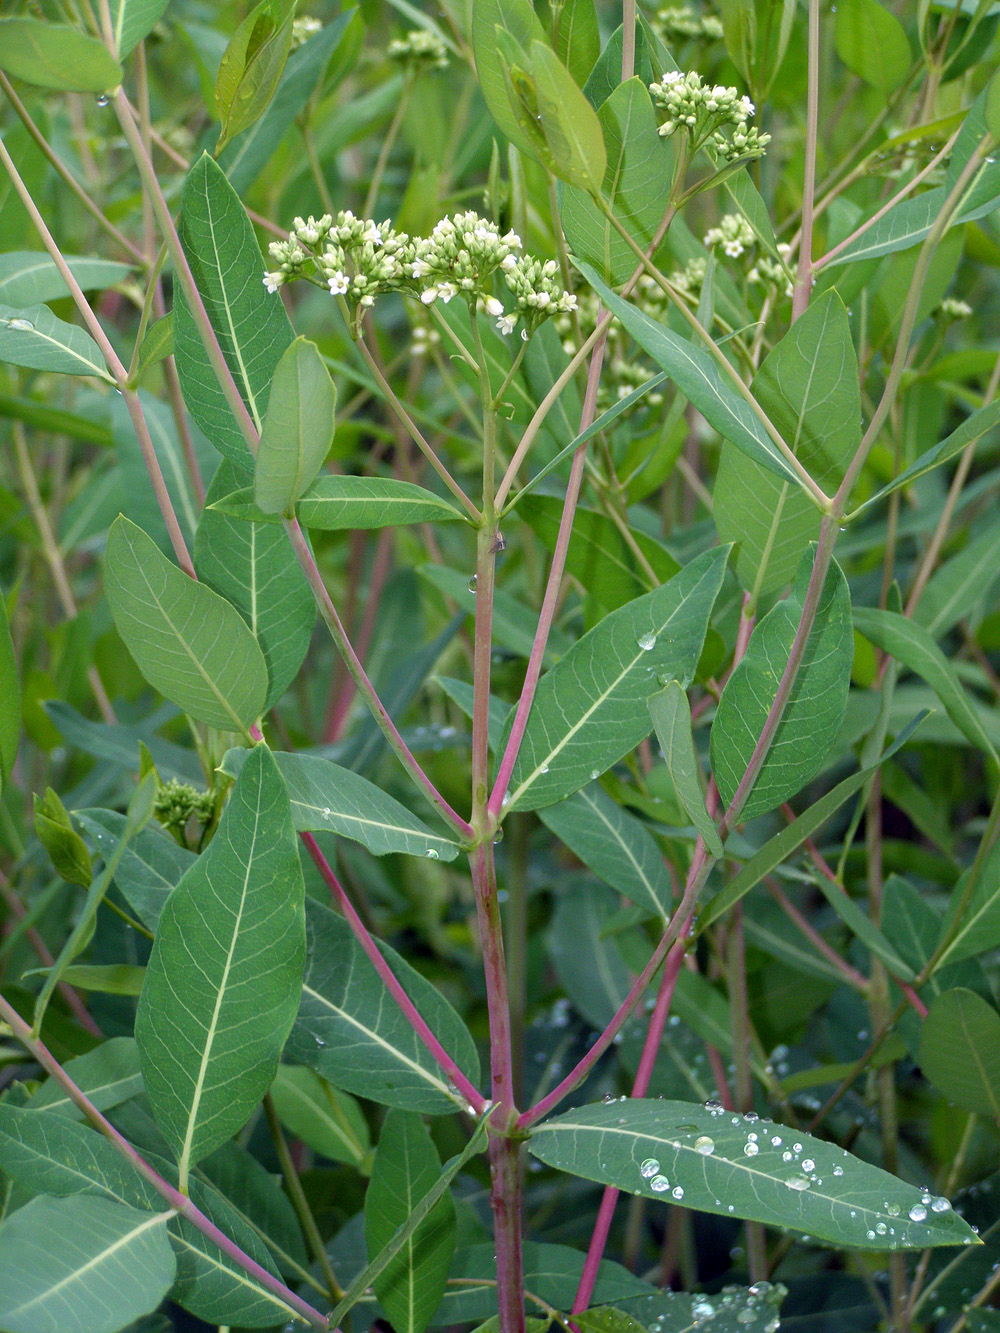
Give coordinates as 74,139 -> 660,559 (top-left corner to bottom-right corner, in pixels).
833,1166 -> 844,1176
866,1229 -> 876,1240
875,1222 -> 887,1235
784,1175 -> 810,1191
886,1203 -> 900,1217
931,1197 -> 951,1212
743,1141 -> 759,1157
468,575 -> 478,593
426,848 -> 440,859
770,1136 -> 782,1146
650,1174 -> 670,1192
909,1204 -> 927,1221
7,318 -> 35,332
96,93 -> 110,106
636,631 -> 656,651
694,1135 -> 715,1155
782,1151 -> 792,1162
640,1157 -> 661,1178
801,1158 -> 815,1172
672,1185 -> 684,1200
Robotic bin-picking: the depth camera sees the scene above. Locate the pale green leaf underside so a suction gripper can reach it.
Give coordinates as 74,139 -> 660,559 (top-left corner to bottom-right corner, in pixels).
270,1064 -> 370,1167
104,515 -> 268,734
0,1195 -> 175,1333
0,253 -> 132,306
136,745 -> 305,1179
287,898 -> 480,1114
648,682 -> 723,857
504,546 -> 728,811
0,302 -> 114,381
215,475 -> 465,529
528,1100 -> 978,1249
220,747 -> 459,860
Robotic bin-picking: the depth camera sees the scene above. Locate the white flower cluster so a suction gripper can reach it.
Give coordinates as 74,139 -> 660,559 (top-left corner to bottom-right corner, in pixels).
703,213 -> 756,258
649,70 -> 770,163
936,297 -> 973,322
748,242 -> 794,298
291,16 -> 322,49
263,209 -> 577,341
387,28 -> 449,71
499,255 -> 578,338
667,255 -> 709,297
654,6 -> 724,40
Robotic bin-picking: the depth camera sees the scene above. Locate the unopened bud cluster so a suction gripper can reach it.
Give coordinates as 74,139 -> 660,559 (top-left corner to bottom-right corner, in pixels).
748,242 -> 794,298
154,779 -> 214,837
264,210 -> 577,341
388,28 -> 449,72
654,6 -> 724,40
650,71 -> 770,162
936,297 -> 973,323
703,213 -> 756,258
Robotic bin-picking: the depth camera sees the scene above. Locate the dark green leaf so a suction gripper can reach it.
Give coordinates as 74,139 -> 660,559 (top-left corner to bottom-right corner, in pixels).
0,18 -> 123,92
711,550 -> 853,820
919,989 -> 1000,1117
27,1038 -> 143,1119
136,745 -> 305,1183
649,682 -> 723,857
74,810 -> 196,931
254,337 -> 336,514
528,1099 -> 979,1249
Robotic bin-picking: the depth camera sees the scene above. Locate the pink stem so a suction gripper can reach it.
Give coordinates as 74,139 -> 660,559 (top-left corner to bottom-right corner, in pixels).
300,832 -> 488,1114
0,993 -> 329,1330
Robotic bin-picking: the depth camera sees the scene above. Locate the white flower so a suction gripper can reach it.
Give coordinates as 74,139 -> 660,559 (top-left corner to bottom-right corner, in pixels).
411,258 -> 431,278
263,272 -> 283,293
485,296 -> 504,317
327,271 -> 350,295
497,313 -> 518,335
420,287 -> 439,304
501,254 -> 518,271
740,95 -> 755,117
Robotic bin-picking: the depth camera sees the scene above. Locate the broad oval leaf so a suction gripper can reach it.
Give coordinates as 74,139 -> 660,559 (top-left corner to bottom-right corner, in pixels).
539,783 -> 674,920
0,302 -> 114,381
0,1195 -> 174,1333
220,747 -> 460,861
834,0 -> 912,90
0,253 -> 132,307
174,153 -> 295,473
104,515 -> 269,734
530,41 -> 606,193
196,461 -> 315,711
502,545 -> 728,811
287,897 -> 480,1114
715,290 -> 858,597
254,336 -> 336,514
214,474 -> 465,529
471,0 -> 549,157
136,744 -> 305,1182
919,988 -> 1000,1118
710,548 -> 853,820
528,1099 -> 979,1250
0,18 -> 123,92
365,1110 -> 456,1333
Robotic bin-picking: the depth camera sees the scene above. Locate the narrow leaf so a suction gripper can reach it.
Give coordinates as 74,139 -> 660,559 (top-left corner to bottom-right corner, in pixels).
215,474 -> 465,528
287,897 -> 480,1114
0,303 -> 114,382
0,583 -> 19,790
136,745 -> 305,1182
0,1196 -> 174,1333
711,549 -> 854,820
0,254 -> 132,307
502,545 -> 728,811
649,683 -> 723,857
270,1064 -> 370,1168
254,337 -> 336,513
220,747 -> 459,861
528,1100 -> 979,1249
365,1110 -> 456,1333
27,1038 -> 144,1119
104,515 -> 269,734
919,989 -> 1000,1118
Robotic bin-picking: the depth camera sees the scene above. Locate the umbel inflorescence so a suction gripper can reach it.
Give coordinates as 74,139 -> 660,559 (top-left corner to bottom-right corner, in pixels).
264,210 -> 578,342
650,70 -> 770,162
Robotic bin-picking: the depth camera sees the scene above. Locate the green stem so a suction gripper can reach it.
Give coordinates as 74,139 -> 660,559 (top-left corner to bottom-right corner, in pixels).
362,79 -> 412,219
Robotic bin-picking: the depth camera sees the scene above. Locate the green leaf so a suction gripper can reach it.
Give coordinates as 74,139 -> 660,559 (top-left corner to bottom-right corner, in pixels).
935,842 -> 1000,968
174,153 -> 295,474
553,0 -> 600,86
216,474 -> 465,528
26,1037 -> 144,1118
559,77 -> 669,287
214,0 -> 295,153
985,67 -> 1000,140
539,783 -> 674,920
919,989 -> 1000,1117
617,1288 -> 787,1333
107,0 -> 170,58
365,1110 -> 456,1333
270,1064 -> 370,1168
104,515 -> 269,735
715,291 -> 858,596
331,1113 -> 487,1328
549,884 -> 632,1028
834,0 -> 912,90
135,745 -> 305,1183
854,606 -> 998,766
34,787 -> 92,886
196,1137 -> 308,1272
810,877 -> 916,980
254,337 -> 336,514
0,1196 -> 174,1333
711,549 -> 854,820
502,546 -> 728,811
74,810 -> 195,931
220,11 -> 359,193
287,897 -> 480,1114
529,41 -> 606,192
911,513 -> 1000,638
826,179 -> 1000,267
648,683 -> 723,857
0,583 -> 19,790
0,1101 -> 159,1201
131,313 -> 174,385
0,18 -> 123,93
0,303 -> 114,382
471,0 -> 550,158
220,747 -> 459,861
420,565 -> 568,664
37,964 -> 146,996
578,263 -> 807,491
849,401 -> 1000,520
528,1099 -> 979,1249
195,461 -> 315,711
697,714 -> 927,932
0,253 -> 132,307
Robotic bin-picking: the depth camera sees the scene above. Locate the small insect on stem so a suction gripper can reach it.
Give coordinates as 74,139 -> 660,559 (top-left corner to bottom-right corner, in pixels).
491,531 -> 506,554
